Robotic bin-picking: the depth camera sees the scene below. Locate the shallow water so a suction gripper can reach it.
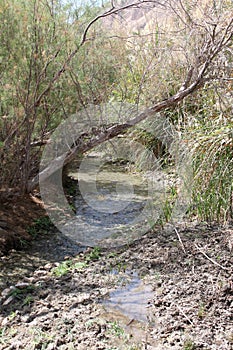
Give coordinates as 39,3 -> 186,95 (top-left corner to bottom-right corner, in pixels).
0,155 -> 164,323
102,271 -> 154,322
69,154 -> 166,247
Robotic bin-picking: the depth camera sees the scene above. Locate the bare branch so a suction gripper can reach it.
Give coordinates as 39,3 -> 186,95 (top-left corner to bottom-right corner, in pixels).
18,0 -> 232,193
195,244 -> 229,271
27,71 -> 207,191
80,0 -> 166,46
28,17 -> 233,192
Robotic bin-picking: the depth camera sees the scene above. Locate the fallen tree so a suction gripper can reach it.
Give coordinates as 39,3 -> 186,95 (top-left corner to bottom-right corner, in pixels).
0,0 -> 232,196
28,1 -> 233,190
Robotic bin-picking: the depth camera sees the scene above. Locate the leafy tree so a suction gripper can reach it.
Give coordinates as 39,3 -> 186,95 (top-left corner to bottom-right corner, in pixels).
0,0 -> 232,221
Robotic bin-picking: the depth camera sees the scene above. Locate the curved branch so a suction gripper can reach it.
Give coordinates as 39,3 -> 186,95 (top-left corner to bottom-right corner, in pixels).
80,0 -> 166,46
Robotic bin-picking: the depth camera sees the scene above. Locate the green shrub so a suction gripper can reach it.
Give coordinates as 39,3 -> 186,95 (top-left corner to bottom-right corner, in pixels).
183,113 -> 233,222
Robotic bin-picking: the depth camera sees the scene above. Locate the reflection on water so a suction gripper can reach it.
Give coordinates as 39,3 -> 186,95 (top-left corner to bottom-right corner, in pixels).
0,154 -> 164,301
102,271 -> 154,322
68,154 -> 166,246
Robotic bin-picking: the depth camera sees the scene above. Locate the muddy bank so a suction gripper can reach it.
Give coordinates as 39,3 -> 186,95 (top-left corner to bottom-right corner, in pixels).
0,223 -> 232,349
0,195 -> 46,256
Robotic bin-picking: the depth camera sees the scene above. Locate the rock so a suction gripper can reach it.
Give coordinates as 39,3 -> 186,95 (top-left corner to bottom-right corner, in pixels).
1,316 -> 9,326
1,286 -> 14,297
20,314 -> 31,323
139,267 -> 149,276
3,295 -> 15,305
8,340 -> 22,349
33,269 -> 47,276
44,263 -> 54,270
15,282 -> 30,289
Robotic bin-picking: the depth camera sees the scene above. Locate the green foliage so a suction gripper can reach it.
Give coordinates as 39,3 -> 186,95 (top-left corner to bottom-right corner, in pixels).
184,113 -> 233,222
52,260 -> 87,277
64,180 -> 77,196
0,327 -> 6,338
6,285 -> 36,308
156,185 -> 178,226
27,216 -> 54,237
8,285 -> 36,298
85,247 -> 101,262
107,321 -> 125,337
0,0 -> 126,191
22,295 -> 34,306
183,339 -> 196,350
8,312 -> 17,321
130,128 -> 166,160
0,0 -> 232,229
19,238 -> 30,248
197,302 -> 206,318
30,327 -> 55,349
52,247 -> 101,278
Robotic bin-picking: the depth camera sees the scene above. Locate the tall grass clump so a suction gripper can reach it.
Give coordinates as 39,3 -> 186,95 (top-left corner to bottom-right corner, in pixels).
184,114 -> 233,223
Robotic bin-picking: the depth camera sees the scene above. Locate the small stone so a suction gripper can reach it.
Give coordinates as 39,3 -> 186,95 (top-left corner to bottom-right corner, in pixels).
23,276 -> 35,283
20,314 -> 31,323
15,282 -> 30,289
34,269 -> 47,276
1,287 -> 12,297
139,267 -> 149,276
44,263 -> 53,270
3,295 -> 15,305
1,317 -> 9,326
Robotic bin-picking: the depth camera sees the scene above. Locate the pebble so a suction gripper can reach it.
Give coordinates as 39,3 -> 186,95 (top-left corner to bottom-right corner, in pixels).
1,316 -> 9,326
44,263 -> 54,270
20,314 -> 31,323
3,295 -> 15,305
15,282 -> 30,289
33,269 -> 47,276
1,287 -> 13,297
8,340 -> 22,349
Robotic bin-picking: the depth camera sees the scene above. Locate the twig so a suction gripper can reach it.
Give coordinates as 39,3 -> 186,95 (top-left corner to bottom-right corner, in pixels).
174,227 -> 186,253
171,302 -> 194,326
126,318 -> 135,326
195,244 -> 228,270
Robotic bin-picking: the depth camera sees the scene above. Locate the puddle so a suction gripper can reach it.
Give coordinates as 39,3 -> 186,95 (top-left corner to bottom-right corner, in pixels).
102,272 -> 154,323
100,271 -> 156,347
101,307 -> 151,346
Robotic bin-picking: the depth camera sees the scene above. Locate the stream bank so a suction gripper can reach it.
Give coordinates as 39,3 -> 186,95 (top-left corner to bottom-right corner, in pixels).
0,194 -> 46,256
0,158 -> 232,349
0,222 -> 232,349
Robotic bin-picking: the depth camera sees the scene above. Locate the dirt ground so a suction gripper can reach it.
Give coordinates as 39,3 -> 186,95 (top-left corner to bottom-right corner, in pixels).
0,193 -> 46,256
0,214 -> 232,349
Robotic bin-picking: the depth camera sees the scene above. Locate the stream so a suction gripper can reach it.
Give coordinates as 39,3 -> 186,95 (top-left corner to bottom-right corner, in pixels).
0,154 -> 167,323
